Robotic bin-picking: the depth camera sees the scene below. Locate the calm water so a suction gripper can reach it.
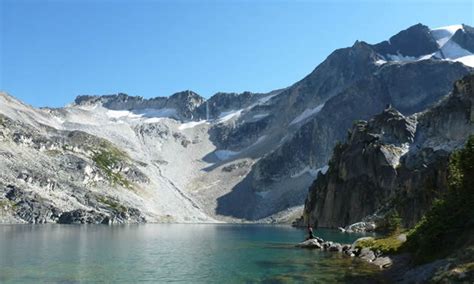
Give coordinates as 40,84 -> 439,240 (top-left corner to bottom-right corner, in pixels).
0,224 -> 384,283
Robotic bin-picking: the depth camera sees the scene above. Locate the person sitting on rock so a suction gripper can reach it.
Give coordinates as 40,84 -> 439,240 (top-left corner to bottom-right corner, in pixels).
306,224 -> 315,240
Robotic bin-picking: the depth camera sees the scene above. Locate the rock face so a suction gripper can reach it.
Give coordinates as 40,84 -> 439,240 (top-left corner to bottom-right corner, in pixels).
1,23 -> 473,224
451,24 -> 474,53
75,90 -> 205,120
374,23 -> 439,57
300,74 -> 474,229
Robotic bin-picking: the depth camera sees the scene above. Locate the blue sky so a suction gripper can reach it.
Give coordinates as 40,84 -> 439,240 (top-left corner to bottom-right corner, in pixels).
1,0 -> 473,107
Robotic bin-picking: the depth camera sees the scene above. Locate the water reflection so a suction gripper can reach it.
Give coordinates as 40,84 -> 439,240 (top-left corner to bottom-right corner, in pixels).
0,224 -> 382,283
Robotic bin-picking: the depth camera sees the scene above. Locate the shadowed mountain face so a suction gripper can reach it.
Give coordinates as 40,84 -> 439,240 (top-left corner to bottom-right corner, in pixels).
374,23 -> 439,57
1,23 -> 473,224
299,74 -> 474,229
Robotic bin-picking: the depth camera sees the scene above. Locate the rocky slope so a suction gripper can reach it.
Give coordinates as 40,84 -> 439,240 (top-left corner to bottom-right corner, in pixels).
1,23 -> 473,224
299,74 -> 474,229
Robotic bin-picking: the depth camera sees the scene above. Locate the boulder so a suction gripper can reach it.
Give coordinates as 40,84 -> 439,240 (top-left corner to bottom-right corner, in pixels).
329,243 -> 343,252
296,239 -> 322,249
359,248 -> 376,262
372,256 -> 393,268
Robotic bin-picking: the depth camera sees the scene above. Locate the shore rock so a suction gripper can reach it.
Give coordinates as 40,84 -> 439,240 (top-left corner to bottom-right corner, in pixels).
296,239 -> 323,249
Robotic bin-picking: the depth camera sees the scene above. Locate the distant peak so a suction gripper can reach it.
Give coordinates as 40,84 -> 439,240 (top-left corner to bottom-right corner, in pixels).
374,23 -> 438,57
431,24 -> 464,33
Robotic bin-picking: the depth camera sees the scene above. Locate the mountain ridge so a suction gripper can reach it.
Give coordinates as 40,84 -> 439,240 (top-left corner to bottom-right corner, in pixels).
1,23 -> 473,224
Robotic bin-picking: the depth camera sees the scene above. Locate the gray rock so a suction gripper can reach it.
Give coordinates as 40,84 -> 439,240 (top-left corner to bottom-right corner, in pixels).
58,209 -> 109,224
359,248 -> 377,262
372,256 -> 393,268
296,239 -> 322,249
4,185 -> 61,224
328,243 -> 343,252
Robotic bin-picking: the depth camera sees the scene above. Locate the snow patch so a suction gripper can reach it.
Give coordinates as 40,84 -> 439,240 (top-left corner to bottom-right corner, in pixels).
144,117 -> 165,123
453,54 -> 474,67
386,53 -> 419,62
379,25 -> 473,68
217,109 -> 243,123
106,110 -> 137,119
258,93 -> 279,104
290,103 -> 325,125
178,120 -> 207,130
252,113 -> 269,120
431,25 -> 463,47
375,59 -> 387,65
106,108 -> 177,121
291,165 -> 328,178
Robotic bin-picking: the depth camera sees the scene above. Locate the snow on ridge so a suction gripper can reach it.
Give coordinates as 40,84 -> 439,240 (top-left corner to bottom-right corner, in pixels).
453,54 -> 474,67
431,25 -> 463,47
387,53 -> 421,62
106,108 -> 177,121
290,103 -> 325,125
377,23 -> 473,68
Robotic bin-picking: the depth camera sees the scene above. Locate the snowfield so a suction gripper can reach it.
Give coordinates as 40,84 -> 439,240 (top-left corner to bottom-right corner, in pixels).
376,24 -> 474,68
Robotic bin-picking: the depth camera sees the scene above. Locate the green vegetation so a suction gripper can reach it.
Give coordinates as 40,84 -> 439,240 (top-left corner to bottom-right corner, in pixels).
98,196 -> 128,213
355,235 -> 404,255
0,199 -> 16,211
375,210 -> 402,234
404,135 -> 474,263
92,146 -> 131,188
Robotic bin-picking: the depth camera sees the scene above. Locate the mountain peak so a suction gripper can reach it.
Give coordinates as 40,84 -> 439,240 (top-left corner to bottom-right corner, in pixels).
374,23 -> 438,57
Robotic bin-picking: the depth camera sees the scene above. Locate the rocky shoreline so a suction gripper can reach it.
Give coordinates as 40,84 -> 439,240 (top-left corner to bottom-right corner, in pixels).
296,236 -> 393,269
296,234 -> 473,283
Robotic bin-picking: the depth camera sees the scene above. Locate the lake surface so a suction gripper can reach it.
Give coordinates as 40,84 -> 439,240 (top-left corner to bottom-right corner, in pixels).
0,224 -> 384,283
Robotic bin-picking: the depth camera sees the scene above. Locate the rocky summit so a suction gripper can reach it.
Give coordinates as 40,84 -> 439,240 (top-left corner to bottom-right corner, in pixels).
1,23 -> 473,224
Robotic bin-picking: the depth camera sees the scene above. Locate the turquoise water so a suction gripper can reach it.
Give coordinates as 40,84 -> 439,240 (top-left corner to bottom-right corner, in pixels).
0,224 -> 384,283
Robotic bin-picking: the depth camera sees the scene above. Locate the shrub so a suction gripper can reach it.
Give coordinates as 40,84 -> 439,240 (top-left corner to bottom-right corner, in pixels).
404,135 -> 474,263
375,210 -> 402,234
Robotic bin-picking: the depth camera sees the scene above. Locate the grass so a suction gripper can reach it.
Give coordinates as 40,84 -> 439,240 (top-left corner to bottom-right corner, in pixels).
355,234 -> 405,255
59,135 -> 133,189
0,199 -> 16,211
375,210 -> 402,234
97,196 -> 128,213
92,147 -> 131,188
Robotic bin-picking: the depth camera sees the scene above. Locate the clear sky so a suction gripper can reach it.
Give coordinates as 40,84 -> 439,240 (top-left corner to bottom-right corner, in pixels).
1,0 -> 473,107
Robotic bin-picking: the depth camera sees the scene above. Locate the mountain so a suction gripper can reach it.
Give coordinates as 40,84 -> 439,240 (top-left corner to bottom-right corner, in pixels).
0,23 -> 473,224
298,73 -> 474,229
